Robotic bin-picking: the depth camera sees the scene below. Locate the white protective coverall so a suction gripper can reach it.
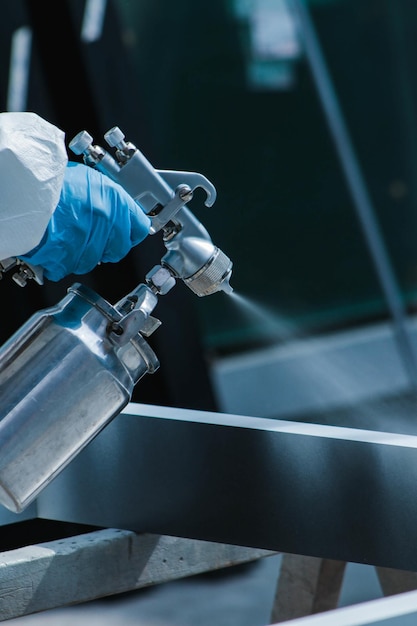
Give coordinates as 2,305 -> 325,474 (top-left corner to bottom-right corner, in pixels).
0,111 -> 67,260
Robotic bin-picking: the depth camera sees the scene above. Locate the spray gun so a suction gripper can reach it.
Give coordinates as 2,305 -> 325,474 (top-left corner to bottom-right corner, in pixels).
70,126 -> 233,298
0,127 -> 233,513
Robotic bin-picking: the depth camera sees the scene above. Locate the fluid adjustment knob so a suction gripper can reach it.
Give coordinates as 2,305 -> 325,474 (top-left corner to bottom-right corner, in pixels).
69,130 -> 93,155
104,126 -> 125,148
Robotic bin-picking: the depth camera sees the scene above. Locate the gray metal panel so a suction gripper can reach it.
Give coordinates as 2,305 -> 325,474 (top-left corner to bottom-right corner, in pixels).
36,402 -> 417,572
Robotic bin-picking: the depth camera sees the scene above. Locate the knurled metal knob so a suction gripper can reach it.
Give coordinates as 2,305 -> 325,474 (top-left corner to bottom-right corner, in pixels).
104,127 -> 125,148
69,130 -> 93,155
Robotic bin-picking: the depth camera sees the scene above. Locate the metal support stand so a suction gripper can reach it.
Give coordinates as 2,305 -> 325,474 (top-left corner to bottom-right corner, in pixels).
0,528 -> 274,622
270,556 -> 417,624
271,555 -> 346,623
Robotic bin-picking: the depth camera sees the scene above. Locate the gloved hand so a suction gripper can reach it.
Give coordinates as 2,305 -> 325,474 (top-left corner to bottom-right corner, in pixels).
20,161 -> 151,281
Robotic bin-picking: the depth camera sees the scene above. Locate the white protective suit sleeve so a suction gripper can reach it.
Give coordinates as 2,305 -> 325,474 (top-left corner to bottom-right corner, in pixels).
0,111 -> 68,259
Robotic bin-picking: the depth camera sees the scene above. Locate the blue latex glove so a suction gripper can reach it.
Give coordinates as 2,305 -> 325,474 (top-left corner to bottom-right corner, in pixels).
20,162 -> 151,281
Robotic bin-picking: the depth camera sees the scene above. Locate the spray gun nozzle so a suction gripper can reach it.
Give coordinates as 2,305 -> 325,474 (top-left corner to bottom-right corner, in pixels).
220,274 -> 233,295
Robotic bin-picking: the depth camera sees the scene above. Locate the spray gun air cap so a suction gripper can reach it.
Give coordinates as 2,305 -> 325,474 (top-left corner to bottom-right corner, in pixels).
183,246 -> 233,297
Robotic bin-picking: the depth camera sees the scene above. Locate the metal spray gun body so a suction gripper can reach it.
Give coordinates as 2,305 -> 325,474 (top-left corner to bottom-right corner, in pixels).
0,128 -> 232,513
69,126 -> 233,298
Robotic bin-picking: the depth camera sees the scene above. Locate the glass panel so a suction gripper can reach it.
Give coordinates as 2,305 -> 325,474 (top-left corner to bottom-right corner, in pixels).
114,0 -> 412,359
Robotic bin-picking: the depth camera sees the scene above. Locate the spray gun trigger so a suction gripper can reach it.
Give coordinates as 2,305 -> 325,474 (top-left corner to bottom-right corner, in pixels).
157,170 -> 217,207
148,185 -> 192,235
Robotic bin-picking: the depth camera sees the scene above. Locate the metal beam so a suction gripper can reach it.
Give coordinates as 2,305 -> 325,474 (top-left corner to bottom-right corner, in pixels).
36,402 -> 417,572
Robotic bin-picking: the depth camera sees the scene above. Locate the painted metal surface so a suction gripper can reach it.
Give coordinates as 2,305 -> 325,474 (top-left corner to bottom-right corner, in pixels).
34,402 -> 417,572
